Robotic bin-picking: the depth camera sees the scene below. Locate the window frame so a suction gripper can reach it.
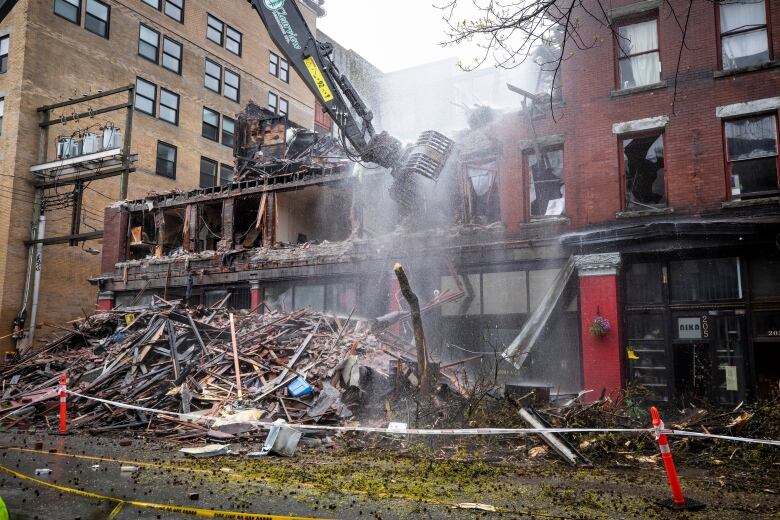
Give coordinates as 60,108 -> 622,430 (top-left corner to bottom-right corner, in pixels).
202,107 -> 220,142
164,0 -> 184,23
161,36 -> 182,74
524,146 -> 565,220
204,58 -> 222,93
279,57 -> 289,83
220,163 -> 233,186
156,141 -> 177,179
142,0 -> 160,9
225,25 -> 242,56
613,12 -> 661,90
134,77 -> 157,117
715,0 -> 772,71
268,91 -> 278,113
221,115 -> 235,148
200,156 -> 218,188
618,130 -> 668,212
278,97 -> 289,116
84,0 -> 110,39
0,96 -> 4,135
0,35 -> 8,74
138,23 -> 160,63
206,14 -> 224,46
269,51 -> 279,77
53,0 -> 82,25
223,68 -> 240,102
158,88 -> 180,126
723,111 -> 780,200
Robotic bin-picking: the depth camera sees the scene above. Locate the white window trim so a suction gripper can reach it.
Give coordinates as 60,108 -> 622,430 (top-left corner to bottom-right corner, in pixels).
612,115 -> 669,135
716,97 -> 780,119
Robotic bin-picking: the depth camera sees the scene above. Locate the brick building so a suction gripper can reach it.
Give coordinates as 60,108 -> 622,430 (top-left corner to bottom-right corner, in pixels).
42,0 -> 780,403
0,0 -> 324,354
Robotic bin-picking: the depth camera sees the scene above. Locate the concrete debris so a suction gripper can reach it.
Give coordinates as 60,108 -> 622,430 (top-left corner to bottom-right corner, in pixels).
180,444 -> 232,458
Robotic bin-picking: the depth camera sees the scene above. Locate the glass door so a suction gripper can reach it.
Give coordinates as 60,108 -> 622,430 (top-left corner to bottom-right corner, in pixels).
712,315 -> 747,405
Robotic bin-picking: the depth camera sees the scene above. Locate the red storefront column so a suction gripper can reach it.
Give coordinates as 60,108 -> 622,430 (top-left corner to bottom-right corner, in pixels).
576,253 -> 623,401
250,281 -> 262,314
96,291 -> 115,313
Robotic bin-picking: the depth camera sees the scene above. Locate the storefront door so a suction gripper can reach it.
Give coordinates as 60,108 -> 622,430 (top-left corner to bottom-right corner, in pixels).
673,313 -> 746,405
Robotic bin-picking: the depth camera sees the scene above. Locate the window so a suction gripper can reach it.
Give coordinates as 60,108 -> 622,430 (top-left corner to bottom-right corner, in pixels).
463,160 -> 500,224
223,69 -> 240,102
202,107 -> 219,141
159,89 -> 179,125
616,18 -> 660,89
200,157 -> 218,187
278,97 -> 288,116
269,51 -> 289,82
0,97 -> 4,135
156,142 -> 177,179
624,262 -> 664,305
0,36 -> 8,74
138,24 -> 159,62
621,133 -> 665,211
528,148 -> 564,217
204,59 -> 221,93
669,258 -> 742,302
134,77 -> 156,116
164,0 -> 184,23
142,0 -> 160,8
207,14 -> 224,45
220,164 -> 233,185
268,91 -> 278,112
222,116 -> 235,148
279,58 -> 289,83
85,0 -> 109,38
161,37 -> 182,74
54,0 -> 81,24
719,0 -> 769,70
226,26 -> 242,56
726,114 -> 779,199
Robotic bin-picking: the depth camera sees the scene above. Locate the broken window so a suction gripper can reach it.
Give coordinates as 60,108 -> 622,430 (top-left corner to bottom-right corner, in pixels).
719,0 -> 769,70
275,185 -> 352,244
199,157 -> 217,188
464,160 -> 500,224
128,211 -> 157,260
725,114 -> 778,199
617,18 -> 660,89
160,208 -> 185,254
622,133 -> 665,211
528,148 -> 564,217
197,202 -> 222,251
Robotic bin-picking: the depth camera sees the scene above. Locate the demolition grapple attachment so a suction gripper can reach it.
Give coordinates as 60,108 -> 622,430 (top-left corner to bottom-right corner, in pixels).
400,131 -> 455,181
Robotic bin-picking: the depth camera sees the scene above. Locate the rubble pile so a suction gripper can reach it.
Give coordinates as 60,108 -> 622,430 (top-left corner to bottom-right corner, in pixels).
0,298 -> 417,440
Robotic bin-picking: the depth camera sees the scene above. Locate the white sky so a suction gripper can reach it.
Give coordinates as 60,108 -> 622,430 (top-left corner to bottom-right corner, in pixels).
317,0 -> 481,73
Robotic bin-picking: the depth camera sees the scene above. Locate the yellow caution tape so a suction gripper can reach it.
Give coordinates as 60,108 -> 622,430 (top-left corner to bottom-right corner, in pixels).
303,56 -> 334,103
0,463 -> 329,520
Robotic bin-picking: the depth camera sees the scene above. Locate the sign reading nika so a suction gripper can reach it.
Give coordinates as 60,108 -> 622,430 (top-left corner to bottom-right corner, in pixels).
678,317 -> 702,339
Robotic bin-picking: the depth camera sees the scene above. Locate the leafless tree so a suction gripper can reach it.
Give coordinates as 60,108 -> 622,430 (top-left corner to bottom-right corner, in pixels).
436,0 -> 711,115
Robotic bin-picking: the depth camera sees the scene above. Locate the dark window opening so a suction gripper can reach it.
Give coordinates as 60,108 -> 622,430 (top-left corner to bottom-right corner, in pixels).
0,97 -> 4,135
617,18 -> 660,89
528,147 -> 564,217
622,133 -> 665,211
197,202 -> 222,251
669,257 -> 742,302
749,257 -> 780,299
155,141 -> 177,178
719,0 -> 769,70
138,24 -> 159,62
54,0 -> 81,24
624,262 -> 664,305
202,107 -> 219,141
276,185 -> 352,245
85,0 -> 109,38
233,196 -> 262,249
134,77 -> 156,116
128,211 -> 158,260
199,156 -> 218,188
726,114 -> 778,199
162,37 -> 182,74
464,160 -> 501,224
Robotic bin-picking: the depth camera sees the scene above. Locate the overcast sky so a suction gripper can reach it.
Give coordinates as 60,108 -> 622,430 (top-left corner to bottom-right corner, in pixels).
317,1 -> 480,73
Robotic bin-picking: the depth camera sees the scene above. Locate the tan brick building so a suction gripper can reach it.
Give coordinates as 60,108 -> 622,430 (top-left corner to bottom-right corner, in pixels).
0,0 -> 323,354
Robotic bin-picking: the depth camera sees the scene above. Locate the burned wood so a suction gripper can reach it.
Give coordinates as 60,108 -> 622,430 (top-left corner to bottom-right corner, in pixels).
393,263 -> 429,391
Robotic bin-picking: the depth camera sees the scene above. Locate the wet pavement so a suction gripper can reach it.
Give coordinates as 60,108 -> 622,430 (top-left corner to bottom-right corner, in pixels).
0,431 -> 778,519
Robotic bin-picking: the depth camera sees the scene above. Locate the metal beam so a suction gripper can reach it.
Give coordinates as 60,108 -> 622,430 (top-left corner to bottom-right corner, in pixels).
40,102 -> 133,127
37,85 -> 134,112
25,231 -> 103,246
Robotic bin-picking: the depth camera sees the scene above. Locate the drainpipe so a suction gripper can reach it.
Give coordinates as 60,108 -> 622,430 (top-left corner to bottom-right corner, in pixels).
26,214 -> 46,348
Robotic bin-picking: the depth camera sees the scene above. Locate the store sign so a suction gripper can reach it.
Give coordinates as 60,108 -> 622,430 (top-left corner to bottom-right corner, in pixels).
678,317 -> 702,339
